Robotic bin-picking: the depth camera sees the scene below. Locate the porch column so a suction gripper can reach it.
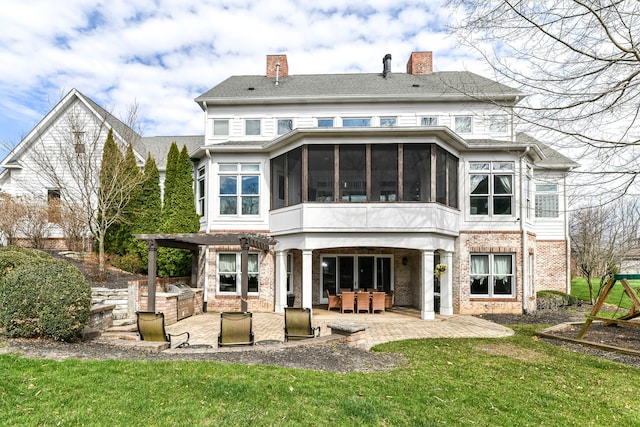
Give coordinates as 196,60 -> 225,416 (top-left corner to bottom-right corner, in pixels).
421,250 -> 435,320
440,251 -> 454,316
301,249 -> 313,309
275,250 -> 288,313
146,239 -> 158,312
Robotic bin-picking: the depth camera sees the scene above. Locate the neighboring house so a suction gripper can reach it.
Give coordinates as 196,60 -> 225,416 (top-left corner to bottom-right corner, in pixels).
0,89 -> 202,248
0,51 -> 578,318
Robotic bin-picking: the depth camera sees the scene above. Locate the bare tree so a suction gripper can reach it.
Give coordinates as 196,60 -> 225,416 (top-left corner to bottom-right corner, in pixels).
28,97 -> 145,276
17,197 -> 52,249
448,0 -> 640,200
570,200 -> 640,303
0,193 -> 27,246
57,201 -> 90,252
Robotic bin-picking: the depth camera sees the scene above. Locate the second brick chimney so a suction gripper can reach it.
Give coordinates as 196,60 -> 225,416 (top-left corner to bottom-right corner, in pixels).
266,54 -> 288,79
406,51 -> 433,75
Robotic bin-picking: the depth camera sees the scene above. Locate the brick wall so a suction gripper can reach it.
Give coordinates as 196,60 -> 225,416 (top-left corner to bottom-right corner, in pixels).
205,247 -> 276,312
536,240 -> 569,293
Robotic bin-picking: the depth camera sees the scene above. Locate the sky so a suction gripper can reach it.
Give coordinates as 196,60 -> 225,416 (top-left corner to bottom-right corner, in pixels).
0,0 -> 491,159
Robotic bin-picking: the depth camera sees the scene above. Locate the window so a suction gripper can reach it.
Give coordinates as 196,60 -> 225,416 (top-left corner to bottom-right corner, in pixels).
245,119 -> 261,136
380,117 -> 397,127
277,119 -> 293,135
73,131 -> 85,154
421,116 -> 438,126
218,253 -> 259,294
213,119 -> 229,136
489,115 -> 508,133
218,163 -> 260,215
470,254 -> 514,297
535,183 -> 559,218
469,161 -> 514,216
339,145 -> 366,201
403,144 -> 431,201
308,145 -> 335,202
371,145 -> 397,201
197,167 -> 205,216
47,189 -> 61,223
317,118 -> 334,127
454,116 -> 472,134
342,117 -> 371,127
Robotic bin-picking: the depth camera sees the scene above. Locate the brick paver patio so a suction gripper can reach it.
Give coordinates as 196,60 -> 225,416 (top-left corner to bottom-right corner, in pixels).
163,307 -> 513,352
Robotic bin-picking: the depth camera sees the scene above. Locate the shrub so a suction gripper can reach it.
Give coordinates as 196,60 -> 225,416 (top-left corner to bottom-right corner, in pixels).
0,259 -> 92,341
0,246 -> 52,279
537,290 -> 578,310
110,252 -> 144,274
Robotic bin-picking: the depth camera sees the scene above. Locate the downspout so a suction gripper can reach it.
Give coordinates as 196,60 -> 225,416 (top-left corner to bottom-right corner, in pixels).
564,174 -> 571,294
520,146 -> 530,314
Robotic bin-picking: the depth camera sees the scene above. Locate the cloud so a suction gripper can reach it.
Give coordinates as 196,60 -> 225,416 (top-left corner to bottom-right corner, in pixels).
0,0 -> 486,157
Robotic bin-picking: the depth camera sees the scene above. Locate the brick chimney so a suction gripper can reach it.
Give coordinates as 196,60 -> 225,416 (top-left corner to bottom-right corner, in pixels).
406,51 -> 433,75
266,54 -> 288,79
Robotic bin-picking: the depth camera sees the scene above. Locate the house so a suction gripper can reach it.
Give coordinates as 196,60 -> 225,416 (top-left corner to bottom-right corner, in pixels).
0,88 -> 202,248
187,52 -> 578,318
0,51 -> 578,318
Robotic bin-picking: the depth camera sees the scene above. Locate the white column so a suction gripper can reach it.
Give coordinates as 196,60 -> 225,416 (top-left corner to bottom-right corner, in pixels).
301,249 -> 313,309
275,250 -> 288,313
439,251 -> 454,316
421,250 -> 435,320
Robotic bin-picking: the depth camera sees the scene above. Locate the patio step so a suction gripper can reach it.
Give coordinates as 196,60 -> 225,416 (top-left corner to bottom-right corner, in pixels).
100,331 -> 139,341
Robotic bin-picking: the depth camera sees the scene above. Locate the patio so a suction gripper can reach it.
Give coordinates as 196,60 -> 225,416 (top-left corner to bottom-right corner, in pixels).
162,307 -> 513,352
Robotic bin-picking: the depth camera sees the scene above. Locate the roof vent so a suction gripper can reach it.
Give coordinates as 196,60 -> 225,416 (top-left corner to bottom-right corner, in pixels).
382,54 -> 392,78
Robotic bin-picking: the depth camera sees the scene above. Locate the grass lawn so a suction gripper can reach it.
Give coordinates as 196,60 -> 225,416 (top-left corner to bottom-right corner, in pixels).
571,277 -> 640,310
1,325 -> 638,426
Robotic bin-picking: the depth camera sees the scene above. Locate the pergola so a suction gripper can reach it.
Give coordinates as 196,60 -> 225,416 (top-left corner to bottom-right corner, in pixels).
135,233 -> 275,312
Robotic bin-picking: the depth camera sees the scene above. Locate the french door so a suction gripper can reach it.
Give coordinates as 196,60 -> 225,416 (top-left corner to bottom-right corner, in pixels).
321,255 -> 392,302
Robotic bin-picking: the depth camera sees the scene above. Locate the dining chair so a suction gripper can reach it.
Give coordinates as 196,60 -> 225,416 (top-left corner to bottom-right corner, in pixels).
371,292 -> 385,313
325,290 -> 341,312
356,290 -> 370,313
341,291 -> 355,313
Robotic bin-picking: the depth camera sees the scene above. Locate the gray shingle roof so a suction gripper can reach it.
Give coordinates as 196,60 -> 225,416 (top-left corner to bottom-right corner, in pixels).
136,135 -> 204,169
195,72 -> 523,104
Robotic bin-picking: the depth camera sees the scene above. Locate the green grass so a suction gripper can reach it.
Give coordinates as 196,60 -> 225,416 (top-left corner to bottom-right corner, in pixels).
1,326 -> 638,426
571,277 -> 640,310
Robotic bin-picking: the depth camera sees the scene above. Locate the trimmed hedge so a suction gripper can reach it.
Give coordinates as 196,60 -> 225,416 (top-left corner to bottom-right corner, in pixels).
0,254 -> 92,342
537,290 -> 578,310
0,245 -> 53,279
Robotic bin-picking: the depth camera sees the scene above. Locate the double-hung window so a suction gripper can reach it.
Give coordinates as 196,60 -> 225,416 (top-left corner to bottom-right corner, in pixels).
277,119 -> 293,135
470,254 -> 514,297
535,183 -> 559,218
197,167 -> 206,216
218,253 -> 259,294
469,161 -> 514,216
219,163 -> 260,215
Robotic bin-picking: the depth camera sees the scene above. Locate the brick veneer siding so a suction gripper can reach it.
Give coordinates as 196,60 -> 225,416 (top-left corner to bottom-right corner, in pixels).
205,246 -> 276,312
456,231 -> 529,315
535,240 -> 569,293
129,277 -> 203,326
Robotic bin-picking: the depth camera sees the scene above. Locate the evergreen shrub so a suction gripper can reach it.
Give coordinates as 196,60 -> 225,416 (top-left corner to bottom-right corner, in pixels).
0,258 -> 92,341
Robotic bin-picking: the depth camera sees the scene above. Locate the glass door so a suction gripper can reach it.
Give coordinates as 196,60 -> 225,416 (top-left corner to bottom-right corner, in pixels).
320,255 -> 393,302
357,256 -> 375,289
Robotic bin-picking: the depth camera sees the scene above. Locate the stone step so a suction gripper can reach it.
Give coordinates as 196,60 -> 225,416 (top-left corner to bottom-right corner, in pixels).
100,331 -> 139,341
107,323 -> 138,333
113,319 -> 136,327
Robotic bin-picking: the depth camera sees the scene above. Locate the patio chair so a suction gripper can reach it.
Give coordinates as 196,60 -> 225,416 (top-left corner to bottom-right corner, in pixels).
284,307 -> 321,342
136,311 -> 190,348
218,312 -> 255,347
371,292 -> 386,313
356,290 -> 370,313
341,291 -> 355,313
385,291 -> 394,310
326,290 -> 341,312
